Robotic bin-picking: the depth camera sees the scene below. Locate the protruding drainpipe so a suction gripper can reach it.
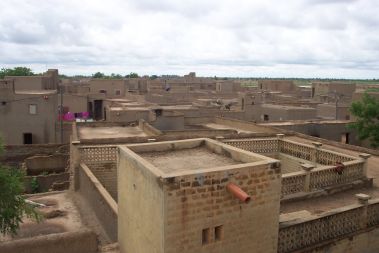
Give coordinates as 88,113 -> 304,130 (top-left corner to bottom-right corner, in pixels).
226,183 -> 251,203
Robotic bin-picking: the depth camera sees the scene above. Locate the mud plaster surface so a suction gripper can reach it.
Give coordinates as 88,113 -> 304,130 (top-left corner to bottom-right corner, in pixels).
79,126 -> 147,139
140,147 -> 241,174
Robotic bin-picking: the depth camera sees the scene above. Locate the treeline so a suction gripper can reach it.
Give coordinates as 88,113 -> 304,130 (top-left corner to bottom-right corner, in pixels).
0,67 -> 36,79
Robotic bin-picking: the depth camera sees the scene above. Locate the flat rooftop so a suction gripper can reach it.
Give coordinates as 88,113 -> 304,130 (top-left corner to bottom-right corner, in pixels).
15,90 -> 57,95
124,138 -> 276,177
109,107 -> 150,111
262,104 -> 315,110
140,147 -> 241,174
78,126 -> 148,139
202,123 -> 255,134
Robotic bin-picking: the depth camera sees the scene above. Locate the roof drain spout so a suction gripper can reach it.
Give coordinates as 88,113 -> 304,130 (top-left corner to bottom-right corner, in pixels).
226,183 -> 251,204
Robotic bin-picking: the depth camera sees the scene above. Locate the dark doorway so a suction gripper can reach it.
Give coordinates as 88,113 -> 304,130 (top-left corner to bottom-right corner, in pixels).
88,102 -> 93,118
23,133 -> 33,144
94,100 -> 103,120
341,133 -> 350,144
154,109 -> 163,117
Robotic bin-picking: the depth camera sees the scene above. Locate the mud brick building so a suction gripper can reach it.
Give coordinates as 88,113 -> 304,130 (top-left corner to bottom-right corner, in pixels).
118,138 -> 281,253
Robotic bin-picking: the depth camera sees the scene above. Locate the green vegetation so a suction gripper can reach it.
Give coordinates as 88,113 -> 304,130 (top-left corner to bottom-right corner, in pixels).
30,177 -> 39,193
365,88 -> 379,92
349,93 -> 379,148
92,72 -> 135,79
0,67 -> 35,79
92,72 -> 106,78
0,138 -> 41,235
110,73 -> 123,79
125,72 -> 139,78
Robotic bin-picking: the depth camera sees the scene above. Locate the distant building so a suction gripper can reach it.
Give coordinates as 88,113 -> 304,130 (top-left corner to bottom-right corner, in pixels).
311,82 -> 356,102
0,70 -> 59,144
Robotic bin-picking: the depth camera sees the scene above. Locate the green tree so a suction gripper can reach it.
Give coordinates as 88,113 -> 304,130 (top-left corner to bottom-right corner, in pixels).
110,73 -> 123,79
349,93 -> 379,148
92,72 -> 105,78
125,72 -> 139,78
0,67 -> 35,79
0,139 -> 41,235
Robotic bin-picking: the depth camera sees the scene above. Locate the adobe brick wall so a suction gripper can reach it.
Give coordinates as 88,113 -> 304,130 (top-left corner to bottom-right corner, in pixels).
1,144 -> 69,168
78,163 -> 118,242
163,164 -> 281,253
24,172 -> 70,193
86,162 -> 117,201
118,150 -> 165,253
0,229 -> 97,253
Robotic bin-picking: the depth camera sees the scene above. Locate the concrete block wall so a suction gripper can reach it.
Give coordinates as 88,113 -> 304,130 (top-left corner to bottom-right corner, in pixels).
163,164 -> 281,253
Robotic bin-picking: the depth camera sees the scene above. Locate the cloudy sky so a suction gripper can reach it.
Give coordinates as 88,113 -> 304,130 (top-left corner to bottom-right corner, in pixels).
0,0 -> 378,78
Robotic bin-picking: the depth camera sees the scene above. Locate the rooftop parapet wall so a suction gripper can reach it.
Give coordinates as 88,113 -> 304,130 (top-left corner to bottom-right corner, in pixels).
75,136 -> 368,200
223,138 -> 356,166
77,163 -> 118,242
278,197 -> 379,253
223,137 -> 367,198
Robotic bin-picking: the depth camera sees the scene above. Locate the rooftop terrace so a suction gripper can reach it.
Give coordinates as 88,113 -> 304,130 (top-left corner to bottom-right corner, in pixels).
123,138 -> 275,177
78,126 -> 148,139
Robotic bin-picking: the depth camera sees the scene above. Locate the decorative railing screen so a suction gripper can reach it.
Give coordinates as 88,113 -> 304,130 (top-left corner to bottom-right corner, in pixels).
223,138 -> 279,154
77,139 -> 364,198
79,146 -> 118,165
278,206 -> 364,253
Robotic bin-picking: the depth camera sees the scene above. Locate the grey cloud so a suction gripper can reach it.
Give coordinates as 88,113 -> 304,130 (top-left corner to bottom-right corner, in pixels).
0,0 -> 378,78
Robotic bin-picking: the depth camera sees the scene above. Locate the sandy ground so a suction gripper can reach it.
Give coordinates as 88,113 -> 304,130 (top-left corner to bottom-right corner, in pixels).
281,136 -> 379,215
79,126 -> 148,139
140,147 -> 241,174
0,192 -> 84,242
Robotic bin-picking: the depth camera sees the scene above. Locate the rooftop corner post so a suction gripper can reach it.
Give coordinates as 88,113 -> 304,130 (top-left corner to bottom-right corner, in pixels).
356,193 -> 371,230
276,133 -> 285,153
301,163 -> 314,192
70,140 -> 81,191
311,142 -> 322,167
359,153 -> 371,178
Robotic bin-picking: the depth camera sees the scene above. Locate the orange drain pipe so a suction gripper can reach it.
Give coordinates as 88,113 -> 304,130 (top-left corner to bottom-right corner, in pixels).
226,183 -> 251,203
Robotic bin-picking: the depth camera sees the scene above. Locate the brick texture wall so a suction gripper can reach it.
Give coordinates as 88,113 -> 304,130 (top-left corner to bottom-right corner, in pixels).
2,144 -> 69,168
163,164 -> 281,253
86,162 -> 117,201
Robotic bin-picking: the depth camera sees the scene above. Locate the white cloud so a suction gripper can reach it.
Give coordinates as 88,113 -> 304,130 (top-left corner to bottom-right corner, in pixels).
0,0 -> 378,78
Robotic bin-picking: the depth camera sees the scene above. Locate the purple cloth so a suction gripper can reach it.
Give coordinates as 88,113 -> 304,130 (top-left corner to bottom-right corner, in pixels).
63,112 -> 75,121
82,112 -> 89,119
